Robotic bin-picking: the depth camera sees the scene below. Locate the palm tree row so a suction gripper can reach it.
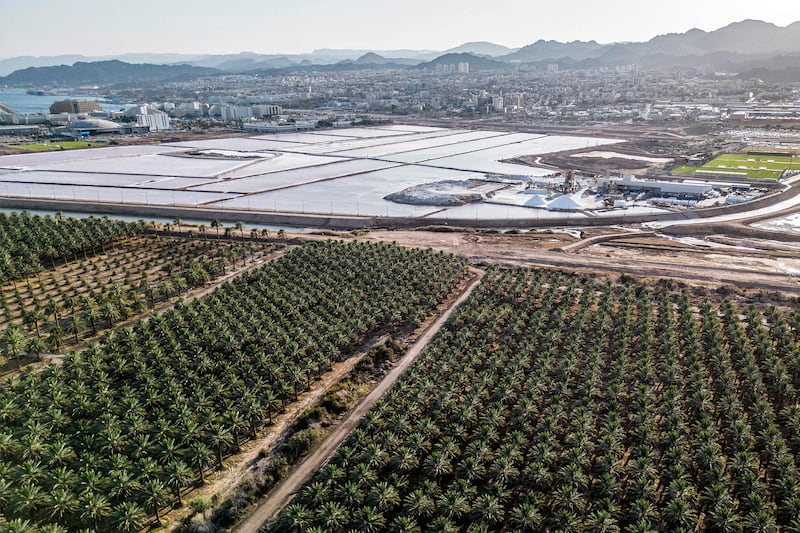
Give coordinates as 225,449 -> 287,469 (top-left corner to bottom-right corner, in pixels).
0,212 -> 143,284
0,240 -> 467,531
274,268 -> 800,532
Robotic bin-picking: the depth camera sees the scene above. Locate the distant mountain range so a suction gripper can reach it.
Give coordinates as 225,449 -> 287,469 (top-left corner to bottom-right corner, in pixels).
0,60 -> 219,87
2,20 -> 800,85
442,42 -> 517,58
502,40 -> 606,63
416,53 -> 511,72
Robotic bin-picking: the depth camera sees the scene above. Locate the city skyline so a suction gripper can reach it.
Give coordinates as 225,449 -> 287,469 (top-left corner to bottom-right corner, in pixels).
1,0 -> 798,58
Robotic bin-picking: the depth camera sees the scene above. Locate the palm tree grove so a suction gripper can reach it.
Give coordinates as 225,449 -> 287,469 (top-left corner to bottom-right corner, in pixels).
2,210 -> 800,533
0,212 -> 142,283
273,268 -> 800,532
1,212 -> 275,370
0,218 -> 470,531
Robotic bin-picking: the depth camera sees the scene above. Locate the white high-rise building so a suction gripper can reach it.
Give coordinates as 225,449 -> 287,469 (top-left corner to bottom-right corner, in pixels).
252,104 -> 283,118
493,96 -> 504,112
219,105 -> 253,121
136,112 -> 170,131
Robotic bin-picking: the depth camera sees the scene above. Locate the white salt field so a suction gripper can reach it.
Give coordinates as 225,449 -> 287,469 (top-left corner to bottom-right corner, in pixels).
194,159 -> 399,194
23,153 -> 252,178
412,136 -> 620,174
753,213 -> 800,235
0,171 -> 214,190
384,133 -> 544,165
295,129 -> 464,155
217,153 -> 346,180
377,125 -> 445,133
0,125 -> 630,219
304,127 -> 417,139
0,181 -> 235,206
165,138 -> 309,152
249,132 -> 360,143
216,165 -> 485,217
0,145 -> 169,167
325,130 -> 490,159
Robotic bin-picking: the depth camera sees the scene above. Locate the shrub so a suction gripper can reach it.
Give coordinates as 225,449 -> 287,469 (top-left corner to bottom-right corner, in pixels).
188,496 -> 212,515
281,429 -> 322,462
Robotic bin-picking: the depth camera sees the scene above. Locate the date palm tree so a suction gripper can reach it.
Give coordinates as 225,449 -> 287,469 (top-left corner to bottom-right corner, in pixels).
3,324 -> 25,367
45,488 -> 76,524
108,501 -> 147,533
45,299 -> 62,329
66,314 -> 85,344
78,491 -> 111,531
351,506 -> 386,532
140,479 -> 169,526
207,423 -> 233,470
210,219 -> 223,240
281,504 -> 313,533
316,501 -> 349,530
188,441 -> 213,482
23,308 -> 45,338
165,460 -> 194,505
25,337 -> 47,362
46,325 -> 64,353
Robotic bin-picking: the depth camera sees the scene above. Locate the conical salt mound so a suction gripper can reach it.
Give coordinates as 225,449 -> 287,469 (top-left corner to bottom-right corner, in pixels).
524,195 -> 549,207
547,194 -> 583,210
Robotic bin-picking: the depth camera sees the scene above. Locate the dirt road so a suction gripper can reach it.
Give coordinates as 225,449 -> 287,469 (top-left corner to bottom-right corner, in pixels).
559,231 -> 655,253
161,332 -> 390,531
353,231 -> 799,294
235,269 -> 485,533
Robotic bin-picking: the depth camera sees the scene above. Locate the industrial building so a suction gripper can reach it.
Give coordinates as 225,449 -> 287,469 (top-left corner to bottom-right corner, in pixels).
49,100 -> 103,114
58,118 -> 148,137
242,121 -> 316,133
0,124 -> 43,136
597,175 -> 713,199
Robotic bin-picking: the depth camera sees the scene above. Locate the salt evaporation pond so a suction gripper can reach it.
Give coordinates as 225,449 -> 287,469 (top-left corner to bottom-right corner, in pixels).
0,125 -> 625,220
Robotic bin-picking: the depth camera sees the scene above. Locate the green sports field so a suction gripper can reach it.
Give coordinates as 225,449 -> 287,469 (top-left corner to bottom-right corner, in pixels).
7,141 -> 101,152
673,152 -> 800,179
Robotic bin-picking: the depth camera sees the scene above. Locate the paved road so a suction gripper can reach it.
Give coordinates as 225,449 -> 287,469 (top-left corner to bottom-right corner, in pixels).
234,270 -> 485,533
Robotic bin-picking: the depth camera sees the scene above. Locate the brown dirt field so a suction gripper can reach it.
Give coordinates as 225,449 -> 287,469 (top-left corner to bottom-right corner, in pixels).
342,230 -> 799,297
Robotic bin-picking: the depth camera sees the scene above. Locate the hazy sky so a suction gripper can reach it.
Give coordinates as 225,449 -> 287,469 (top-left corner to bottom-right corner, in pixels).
1,0 -> 798,57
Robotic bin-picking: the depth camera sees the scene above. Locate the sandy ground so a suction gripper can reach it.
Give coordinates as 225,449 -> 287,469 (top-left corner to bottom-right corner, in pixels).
349,230 -> 800,295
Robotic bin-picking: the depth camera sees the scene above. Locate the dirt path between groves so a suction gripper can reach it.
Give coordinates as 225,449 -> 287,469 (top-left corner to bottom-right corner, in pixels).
161,267 -> 482,531
160,333 -> 391,531
235,268 -> 485,533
